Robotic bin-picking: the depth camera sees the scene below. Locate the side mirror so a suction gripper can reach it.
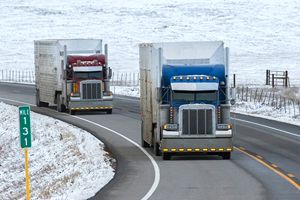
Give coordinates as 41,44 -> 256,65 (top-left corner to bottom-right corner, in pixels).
231,87 -> 236,105
155,87 -> 161,102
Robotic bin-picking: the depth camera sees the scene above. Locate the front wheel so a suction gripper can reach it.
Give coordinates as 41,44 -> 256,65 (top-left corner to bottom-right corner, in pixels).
222,152 -> 231,160
162,152 -> 171,160
153,125 -> 161,156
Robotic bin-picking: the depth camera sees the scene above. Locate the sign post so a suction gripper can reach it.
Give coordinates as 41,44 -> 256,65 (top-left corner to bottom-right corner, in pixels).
19,106 -> 31,200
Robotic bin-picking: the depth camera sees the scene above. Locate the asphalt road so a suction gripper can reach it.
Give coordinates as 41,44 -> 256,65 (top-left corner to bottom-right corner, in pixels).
1,82 -> 300,200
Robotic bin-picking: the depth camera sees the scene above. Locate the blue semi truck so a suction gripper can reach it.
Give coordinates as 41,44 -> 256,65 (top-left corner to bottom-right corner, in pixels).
139,41 -> 236,160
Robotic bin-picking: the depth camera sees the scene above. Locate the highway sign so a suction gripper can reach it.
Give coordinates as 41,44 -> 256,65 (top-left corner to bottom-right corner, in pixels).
19,106 -> 31,148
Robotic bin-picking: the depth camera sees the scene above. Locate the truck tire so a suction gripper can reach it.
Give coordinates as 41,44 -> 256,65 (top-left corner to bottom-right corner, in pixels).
107,109 -> 112,114
222,152 -> 231,159
141,122 -> 150,148
36,89 -> 49,107
162,152 -> 171,160
153,125 -> 161,156
69,109 -> 76,115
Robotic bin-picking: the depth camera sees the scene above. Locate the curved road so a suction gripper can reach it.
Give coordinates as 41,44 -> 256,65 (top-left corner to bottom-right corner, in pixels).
1,82 -> 300,200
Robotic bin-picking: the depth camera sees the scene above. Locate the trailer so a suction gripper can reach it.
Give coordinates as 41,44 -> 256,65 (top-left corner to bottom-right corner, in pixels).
139,41 -> 236,160
34,39 -> 113,115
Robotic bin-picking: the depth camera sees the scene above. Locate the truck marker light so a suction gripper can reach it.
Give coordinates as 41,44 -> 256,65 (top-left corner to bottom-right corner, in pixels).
99,62 -> 101,65
180,77 -> 183,80
179,149 -> 184,151
163,149 -> 168,152
173,77 -> 176,80
200,77 -> 203,80
110,92 -> 113,95
187,77 -> 189,80
187,148 -> 192,151
195,148 -> 200,151
105,107 -> 108,109
207,77 -> 209,80
228,124 -> 231,129
83,63 -> 85,65
213,76 -> 216,80
81,107 -> 84,109
87,63 -> 89,65
71,93 -> 73,97
76,108 -> 79,110
211,148 -> 216,151
100,107 -> 103,109
171,149 -> 176,152
227,148 -> 232,151
203,148 -> 208,151
71,108 -> 74,110
96,107 -> 99,109
74,63 -> 76,65
86,107 -> 89,109
91,107 -> 94,109
110,107 -> 113,109
194,77 -> 196,80
219,148 -> 224,151
164,125 -> 167,130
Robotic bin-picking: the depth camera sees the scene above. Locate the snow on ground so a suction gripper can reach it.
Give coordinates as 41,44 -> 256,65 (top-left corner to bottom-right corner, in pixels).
1,0 -> 300,86
0,102 -> 116,200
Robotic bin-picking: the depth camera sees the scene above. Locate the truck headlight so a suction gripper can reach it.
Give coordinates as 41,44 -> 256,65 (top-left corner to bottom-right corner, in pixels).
164,124 -> 178,131
71,93 -> 80,97
217,124 -> 231,130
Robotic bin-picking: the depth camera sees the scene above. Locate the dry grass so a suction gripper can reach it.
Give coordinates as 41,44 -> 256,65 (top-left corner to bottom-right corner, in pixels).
37,171 -> 81,199
103,146 -> 117,172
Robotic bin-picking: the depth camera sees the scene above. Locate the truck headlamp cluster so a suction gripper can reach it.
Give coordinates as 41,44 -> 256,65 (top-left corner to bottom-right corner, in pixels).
217,124 -> 231,130
164,124 -> 178,131
70,93 -> 80,97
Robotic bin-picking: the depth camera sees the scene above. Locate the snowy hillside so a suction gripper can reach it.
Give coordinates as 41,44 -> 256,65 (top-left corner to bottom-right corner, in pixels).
1,0 -> 300,86
0,102 -> 115,200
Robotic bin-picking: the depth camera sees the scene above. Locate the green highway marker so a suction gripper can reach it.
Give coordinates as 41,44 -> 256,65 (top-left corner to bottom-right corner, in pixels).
19,106 -> 31,148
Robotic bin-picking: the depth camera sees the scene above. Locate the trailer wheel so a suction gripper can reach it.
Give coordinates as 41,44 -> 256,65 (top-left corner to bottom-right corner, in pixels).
141,121 -> 150,148
36,89 -> 48,107
107,109 -> 112,114
153,125 -> 161,156
222,152 -> 231,160
162,152 -> 171,160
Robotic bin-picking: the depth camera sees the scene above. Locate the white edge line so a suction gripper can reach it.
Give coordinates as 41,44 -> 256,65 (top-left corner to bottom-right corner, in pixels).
231,117 -> 300,138
0,97 -> 160,200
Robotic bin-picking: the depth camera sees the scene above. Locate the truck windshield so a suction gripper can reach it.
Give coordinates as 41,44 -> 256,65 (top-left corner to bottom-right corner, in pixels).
172,90 -> 217,102
74,71 -> 102,79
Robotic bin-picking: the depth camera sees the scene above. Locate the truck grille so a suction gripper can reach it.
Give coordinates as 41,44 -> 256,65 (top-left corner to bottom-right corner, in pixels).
81,82 -> 102,100
182,108 -> 213,135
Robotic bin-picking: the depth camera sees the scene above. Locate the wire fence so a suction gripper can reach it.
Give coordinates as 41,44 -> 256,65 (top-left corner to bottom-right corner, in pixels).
0,70 -> 35,83
237,86 -> 300,117
0,70 -> 140,87
111,72 -> 140,86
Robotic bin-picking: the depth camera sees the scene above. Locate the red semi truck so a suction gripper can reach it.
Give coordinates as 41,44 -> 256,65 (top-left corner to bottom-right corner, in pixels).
34,39 -> 113,115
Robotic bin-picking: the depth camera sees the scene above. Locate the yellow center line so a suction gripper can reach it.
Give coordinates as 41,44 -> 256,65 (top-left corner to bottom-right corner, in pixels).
122,109 -> 129,112
234,146 -> 300,191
